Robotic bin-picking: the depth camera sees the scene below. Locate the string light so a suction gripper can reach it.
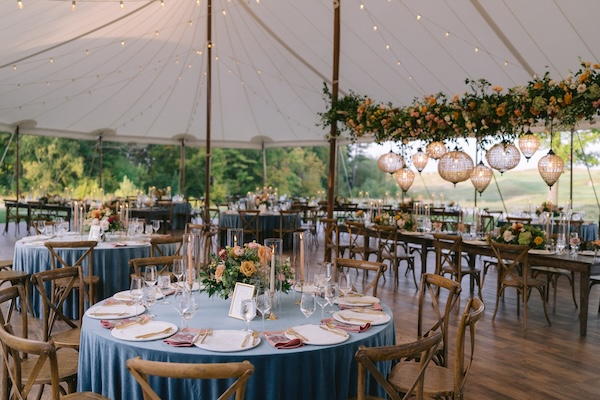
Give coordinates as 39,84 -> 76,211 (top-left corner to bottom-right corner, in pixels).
13,65 -> 16,71
86,49 -> 90,56
121,40 -> 125,46
445,32 -> 449,37
120,1 -> 124,9
72,1 -> 76,11
475,47 -> 479,53
17,0 -> 23,9
155,31 -> 159,36
373,25 -> 377,31
49,58 -> 54,63
416,14 -> 421,20
160,0 -> 164,6
222,10 -> 226,15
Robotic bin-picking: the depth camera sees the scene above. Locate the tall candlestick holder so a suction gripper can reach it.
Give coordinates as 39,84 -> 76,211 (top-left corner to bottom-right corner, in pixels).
264,238 -> 283,319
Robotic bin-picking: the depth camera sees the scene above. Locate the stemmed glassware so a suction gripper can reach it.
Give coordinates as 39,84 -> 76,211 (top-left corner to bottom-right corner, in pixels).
300,292 -> 316,324
143,286 -> 157,318
241,298 -> 257,332
37,220 -> 46,235
338,271 -> 352,297
172,259 -> 184,293
255,287 -> 271,332
157,274 -> 171,304
325,282 -> 339,313
129,276 -> 144,315
315,285 -> 329,322
174,292 -> 195,328
55,217 -> 64,237
152,220 -> 160,234
144,265 -> 158,288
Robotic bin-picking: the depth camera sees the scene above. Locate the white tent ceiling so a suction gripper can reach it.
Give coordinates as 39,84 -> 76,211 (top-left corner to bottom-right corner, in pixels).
0,0 -> 599,149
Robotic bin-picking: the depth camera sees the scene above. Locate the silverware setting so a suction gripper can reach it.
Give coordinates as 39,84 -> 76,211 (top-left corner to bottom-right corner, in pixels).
198,328 -> 213,344
90,311 -> 127,317
241,333 -> 252,347
135,327 -> 173,339
286,327 -> 308,342
319,325 -> 348,337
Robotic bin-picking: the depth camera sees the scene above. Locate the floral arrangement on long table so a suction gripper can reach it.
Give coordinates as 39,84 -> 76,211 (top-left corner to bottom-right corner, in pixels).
490,223 -> 546,249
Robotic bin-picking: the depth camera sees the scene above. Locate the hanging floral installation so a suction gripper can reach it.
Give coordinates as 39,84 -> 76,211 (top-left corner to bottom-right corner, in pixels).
320,61 -> 600,145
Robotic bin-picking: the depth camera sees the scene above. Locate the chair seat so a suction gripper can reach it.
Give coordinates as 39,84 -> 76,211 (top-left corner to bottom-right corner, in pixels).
0,270 -> 28,282
57,275 -> 100,287
52,327 -> 81,349
21,351 -> 79,385
531,265 -> 570,275
503,274 -> 546,288
389,357 -> 453,398
0,260 -> 14,270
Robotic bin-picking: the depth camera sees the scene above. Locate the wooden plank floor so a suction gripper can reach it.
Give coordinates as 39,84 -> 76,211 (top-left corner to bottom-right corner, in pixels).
2,221 -> 600,399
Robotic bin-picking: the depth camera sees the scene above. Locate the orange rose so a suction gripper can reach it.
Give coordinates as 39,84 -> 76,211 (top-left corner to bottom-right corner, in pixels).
533,82 -> 543,90
496,106 -> 506,117
239,261 -> 256,277
513,109 -> 522,117
469,101 -> 477,109
564,92 -> 573,105
214,264 -> 225,283
258,246 -> 271,265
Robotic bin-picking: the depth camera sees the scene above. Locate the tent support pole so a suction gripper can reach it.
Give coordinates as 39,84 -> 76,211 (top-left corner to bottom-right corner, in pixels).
570,128 -> 574,206
325,0 -> 341,262
180,139 -> 186,197
15,126 -> 20,202
98,134 -> 103,191
204,0 -> 213,219
262,141 -> 267,188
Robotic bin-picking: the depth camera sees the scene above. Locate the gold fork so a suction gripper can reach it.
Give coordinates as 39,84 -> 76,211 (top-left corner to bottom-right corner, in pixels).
337,314 -> 372,324
115,317 -> 151,330
286,328 -> 308,342
198,328 -> 213,344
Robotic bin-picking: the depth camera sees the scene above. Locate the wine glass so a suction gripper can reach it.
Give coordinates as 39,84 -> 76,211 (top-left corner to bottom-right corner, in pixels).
315,286 -> 329,322
143,286 -> 157,318
323,262 -> 333,283
129,276 -> 144,315
172,259 -> 184,291
55,217 -> 64,237
157,274 -> 171,304
300,292 -> 316,325
144,265 -> 158,288
338,271 -> 352,297
255,288 -> 271,332
37,220 -> 46,235
152,220 -> 160,234
241,298 -> 257,332
325,282 -> 339,313
176,292 -> 195,328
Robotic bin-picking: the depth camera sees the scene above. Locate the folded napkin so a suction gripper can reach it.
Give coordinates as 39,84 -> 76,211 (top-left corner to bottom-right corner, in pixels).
338,302 -> 383,311
262,330 -> 304,349
321,317 -> 370,333
164,327 -> 205,347
100,315 -> 152,329
109,242 -> 128,248
103,297 -> 134,306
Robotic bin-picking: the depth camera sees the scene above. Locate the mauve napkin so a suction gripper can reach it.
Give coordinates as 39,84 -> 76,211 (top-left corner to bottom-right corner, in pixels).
100,315 -> 152,329
262,330 -> 304,349
164,327 -> 205,347
321,317 -> 371,333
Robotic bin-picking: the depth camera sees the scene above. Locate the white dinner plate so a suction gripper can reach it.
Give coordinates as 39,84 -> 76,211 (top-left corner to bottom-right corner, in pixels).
284,324 -> 349,345
333,310 -> 391,326
85,304 -> 144,320
528,249 -> 553,255
113,289 -> 164,301
195,330 -> 260,352
111,321 -> 177,341
335,295 -> 380,307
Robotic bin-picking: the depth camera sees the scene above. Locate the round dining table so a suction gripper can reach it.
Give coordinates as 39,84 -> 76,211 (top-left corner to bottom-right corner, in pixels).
77,291 -> 395,400
13,233 -> 178,317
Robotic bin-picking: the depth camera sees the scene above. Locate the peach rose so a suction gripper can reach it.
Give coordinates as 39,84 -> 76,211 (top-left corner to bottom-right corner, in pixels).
239,261 -> 256,277
258,246 -> 271,265
247,242 -> 260,249
214,264 -> 225,283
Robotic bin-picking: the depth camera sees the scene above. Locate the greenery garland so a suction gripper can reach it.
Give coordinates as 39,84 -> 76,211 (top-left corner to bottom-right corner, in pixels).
320,61 -> 600,145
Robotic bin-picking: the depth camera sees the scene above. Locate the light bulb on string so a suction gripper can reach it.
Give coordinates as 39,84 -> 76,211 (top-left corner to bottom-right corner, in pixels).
71,1 -> 76,11
120,0 -> 124,9
17,0 -> 23,9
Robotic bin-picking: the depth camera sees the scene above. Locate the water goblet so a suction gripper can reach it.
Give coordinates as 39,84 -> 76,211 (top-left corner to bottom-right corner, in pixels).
300,292 -> 316,325
55,217 -> 64,237
157,274 -> 171,304
315,286 -> 329,322
144,265 -> 158,288
37,220 -> 46,235
176,293 -> 195,328
143,286 -> 157,318
129,276 -> 144,316
145,224 -> 153,235
255,289 -> 272,332
338,271 -> 352,297
172,259 -> 185,291
152,220 -> 160,234
325,282 -> 339,313
241,298 -> 257,332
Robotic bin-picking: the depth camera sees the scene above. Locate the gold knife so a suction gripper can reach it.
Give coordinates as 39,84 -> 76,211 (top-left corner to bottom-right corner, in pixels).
90,311 -> 127,317
135,327 -> 173,339
319,325 -> 347,337
338,314 -> 372,324
241,333 -> 251,347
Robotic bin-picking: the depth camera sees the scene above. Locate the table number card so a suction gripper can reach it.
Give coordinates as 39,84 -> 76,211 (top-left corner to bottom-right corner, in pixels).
228,282 -> 255,320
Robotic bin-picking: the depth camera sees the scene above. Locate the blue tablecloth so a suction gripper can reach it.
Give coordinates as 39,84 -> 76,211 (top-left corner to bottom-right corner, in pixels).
78,292 -> 395,400
220,211 -> 300,248
13,234 -> 177,317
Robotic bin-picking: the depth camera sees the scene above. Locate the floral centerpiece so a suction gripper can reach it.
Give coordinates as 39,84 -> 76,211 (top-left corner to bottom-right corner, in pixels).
535,201 -> 563,217
199,242 -> 294,300
85,205 -> 123,232
373,211 -> 416,231
490,223 -> 546,249
255,193 -> 270,207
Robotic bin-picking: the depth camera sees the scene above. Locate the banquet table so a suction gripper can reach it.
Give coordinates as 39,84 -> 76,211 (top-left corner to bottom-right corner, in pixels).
13,233 -> 178,317
219,211 -> 300,247
78,292 -> 395,400
497,218 -> 598,242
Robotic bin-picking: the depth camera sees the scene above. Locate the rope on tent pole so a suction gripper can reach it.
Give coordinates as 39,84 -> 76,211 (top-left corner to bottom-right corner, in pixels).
491,170 -> 508,214
0,131 -> 15,170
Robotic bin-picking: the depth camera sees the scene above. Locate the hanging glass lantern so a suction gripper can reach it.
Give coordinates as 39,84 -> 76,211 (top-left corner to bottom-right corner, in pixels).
426,141 -> 447,160
412,148 -> 429,173
395,168 -> 415,193
518,131 -> 541,161
377,151 -> 403,174
469,161 -> 493,195
485,142 -> 520,174
538,149 -> 564,188
438,149 -> 474,186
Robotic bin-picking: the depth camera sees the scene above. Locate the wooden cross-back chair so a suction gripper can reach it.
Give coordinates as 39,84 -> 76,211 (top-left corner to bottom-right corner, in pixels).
320,218 -> 340,262
238,210 -> 261,243
389,298 -> 485,400
506,216 -> 532,225
274,210 -> 300,245
0,285 -> 108,400
333,258 -> 387,297
413,273 -> 462,367
129,255 -> 184,279
31,266 -> 84,350
374,225 -> 416,289
490,242 -> 550,329
44,240 -> 98,307
150,235 -> 183,257
33,220 -> 56,235
126,357 -> 254,400
354,331 -> 443,400
346,221 -> 378,262
433,233 -> 481,298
